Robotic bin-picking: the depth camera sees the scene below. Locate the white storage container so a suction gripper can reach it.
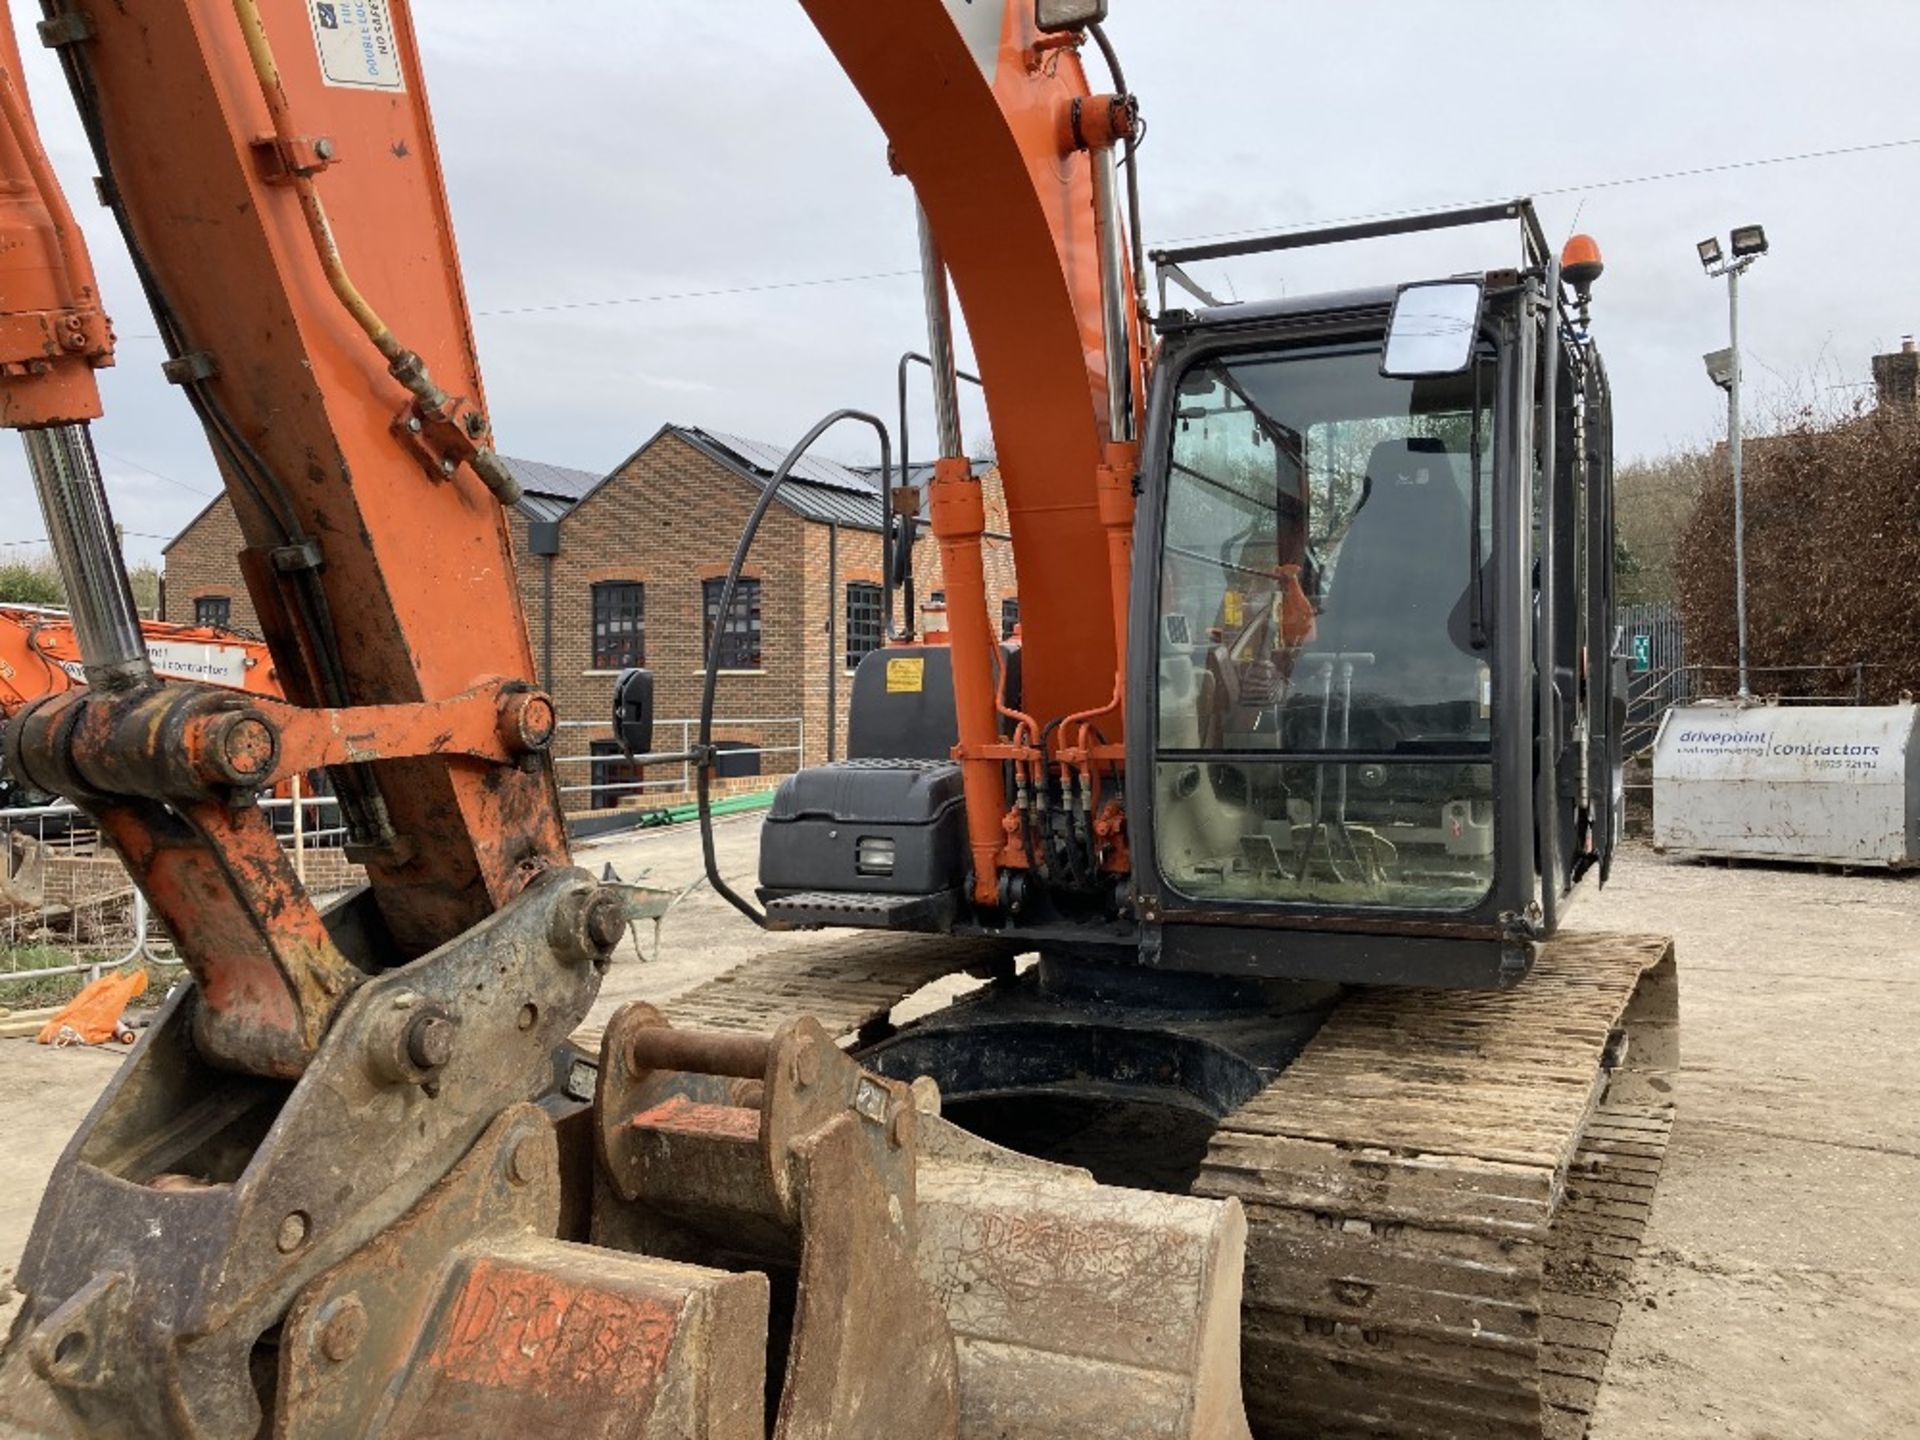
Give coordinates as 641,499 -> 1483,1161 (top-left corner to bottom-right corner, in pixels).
1652,702 -> 1920,867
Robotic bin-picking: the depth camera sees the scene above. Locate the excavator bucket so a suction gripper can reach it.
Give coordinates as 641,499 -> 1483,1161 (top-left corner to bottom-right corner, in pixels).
587,1005 -> 1252,1440
277,1007 -> 1254,1439
1,1002 -> 1251,1439
914,1111 -> 1252,1440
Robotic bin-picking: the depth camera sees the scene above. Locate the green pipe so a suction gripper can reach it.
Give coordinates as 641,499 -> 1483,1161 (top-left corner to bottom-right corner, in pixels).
637,788 -> 774,830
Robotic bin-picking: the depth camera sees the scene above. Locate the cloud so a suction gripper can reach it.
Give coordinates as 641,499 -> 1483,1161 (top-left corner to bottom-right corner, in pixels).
3,0 -> 1915,569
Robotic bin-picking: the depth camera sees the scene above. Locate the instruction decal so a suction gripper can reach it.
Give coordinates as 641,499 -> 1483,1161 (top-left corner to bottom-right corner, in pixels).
308,1 -> 405,93
886,657 -> 926,695
146,641 -> 254,689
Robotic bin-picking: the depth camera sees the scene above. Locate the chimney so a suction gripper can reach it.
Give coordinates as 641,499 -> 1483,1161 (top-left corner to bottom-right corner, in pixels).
1872,337 -> 1919,415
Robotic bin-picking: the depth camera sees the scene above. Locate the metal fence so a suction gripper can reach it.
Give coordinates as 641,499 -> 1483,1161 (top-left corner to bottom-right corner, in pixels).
551,716 -> 804,809
1,792 -> 348,991
1619,602 -> 1690,759
0,714 -> 805,989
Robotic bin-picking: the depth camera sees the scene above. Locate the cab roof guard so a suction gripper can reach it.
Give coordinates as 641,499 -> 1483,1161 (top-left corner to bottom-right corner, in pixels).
1151,198 -> 1550,312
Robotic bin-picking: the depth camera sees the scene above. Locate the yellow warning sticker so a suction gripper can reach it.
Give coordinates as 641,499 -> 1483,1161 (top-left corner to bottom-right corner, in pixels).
886,657 -> 925,694
1222,591 -> 1244,626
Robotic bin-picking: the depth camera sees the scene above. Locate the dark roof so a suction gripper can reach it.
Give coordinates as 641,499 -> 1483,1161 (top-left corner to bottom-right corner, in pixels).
691,430 -> 877,495
667,425 -> 890,531
859,458 -> 993,487
505,455 -> 602,524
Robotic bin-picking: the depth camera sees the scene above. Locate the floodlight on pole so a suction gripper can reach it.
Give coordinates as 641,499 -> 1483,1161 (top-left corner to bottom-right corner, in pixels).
1697,226 -> 1768,698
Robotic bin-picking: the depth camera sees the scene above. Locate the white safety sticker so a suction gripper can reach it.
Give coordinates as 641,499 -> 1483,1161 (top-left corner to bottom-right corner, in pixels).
147,640 -> 254,689
307,1 -> 405,93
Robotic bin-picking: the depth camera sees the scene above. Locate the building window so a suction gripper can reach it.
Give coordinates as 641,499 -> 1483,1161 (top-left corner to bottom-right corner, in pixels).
591,581 -> 645,670
703,577 -> 762,670
195,595 -> 232,629
589,739 -> 644,809
1001,596 -> 1021,640
846,581 -> 883,669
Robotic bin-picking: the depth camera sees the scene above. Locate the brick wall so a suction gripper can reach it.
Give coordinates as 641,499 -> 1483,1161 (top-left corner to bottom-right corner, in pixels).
37,846 -> 365,920
40,853 -> 132,909
163,439 -> 1023,814
293,848 -> 370,895
159,494 -> 260,632
532,433 -> 816,806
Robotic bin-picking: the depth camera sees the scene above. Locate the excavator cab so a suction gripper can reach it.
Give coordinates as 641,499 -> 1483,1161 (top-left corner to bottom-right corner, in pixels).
1134,207 -> 1623,988
762,201 -> 1623,991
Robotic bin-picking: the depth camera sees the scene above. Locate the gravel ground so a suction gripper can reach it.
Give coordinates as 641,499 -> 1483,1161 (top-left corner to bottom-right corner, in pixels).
1,822 -> 1915,1435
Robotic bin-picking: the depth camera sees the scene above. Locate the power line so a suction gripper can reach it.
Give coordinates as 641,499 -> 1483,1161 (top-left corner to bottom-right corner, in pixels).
97,448 -> 217,498
114,265 -> 923,340
473,267 -> 922,319
1153,135 -> 1920,249
95,131 -> 1920,338
0,531 -> 173,548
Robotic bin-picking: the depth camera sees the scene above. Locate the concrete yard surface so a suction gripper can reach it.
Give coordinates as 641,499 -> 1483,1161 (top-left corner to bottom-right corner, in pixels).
1579,852 -> 1920,1438
1,821 -> 1916,1436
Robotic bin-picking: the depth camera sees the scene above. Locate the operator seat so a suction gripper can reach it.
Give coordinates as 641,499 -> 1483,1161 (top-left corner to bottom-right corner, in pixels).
1287,437 -> 1483,752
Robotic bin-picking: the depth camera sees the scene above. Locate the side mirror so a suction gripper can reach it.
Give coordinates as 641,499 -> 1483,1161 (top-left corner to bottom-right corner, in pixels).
612,668 -> 654,760
1381,279 -> 1483,378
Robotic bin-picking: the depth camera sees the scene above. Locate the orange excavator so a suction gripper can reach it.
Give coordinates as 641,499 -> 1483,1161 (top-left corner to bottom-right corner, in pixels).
1,604 -> 279,806
0,4 -> 1676,1439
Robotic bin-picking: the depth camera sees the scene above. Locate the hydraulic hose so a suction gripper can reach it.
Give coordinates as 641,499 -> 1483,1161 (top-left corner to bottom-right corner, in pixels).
698,408 -> 891,928
1088,22 -> 1148,324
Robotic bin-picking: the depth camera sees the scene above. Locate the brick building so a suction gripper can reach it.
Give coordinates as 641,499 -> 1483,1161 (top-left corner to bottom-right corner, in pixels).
162,431 -> 1014,812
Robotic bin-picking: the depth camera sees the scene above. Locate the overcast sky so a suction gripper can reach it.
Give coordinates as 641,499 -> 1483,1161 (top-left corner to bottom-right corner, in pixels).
5,1 -> 1917,567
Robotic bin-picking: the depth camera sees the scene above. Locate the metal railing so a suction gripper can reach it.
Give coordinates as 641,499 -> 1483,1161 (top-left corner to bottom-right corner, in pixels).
551,716 -> 804,808
0,716 -> 807,986
1623,661 -> 1888,763
1,792 -> 349,989
0,888 -> 176,989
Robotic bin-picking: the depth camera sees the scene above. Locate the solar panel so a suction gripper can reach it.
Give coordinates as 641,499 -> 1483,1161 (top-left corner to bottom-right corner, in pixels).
500,455 -> 601,500
694,429 -> 880,496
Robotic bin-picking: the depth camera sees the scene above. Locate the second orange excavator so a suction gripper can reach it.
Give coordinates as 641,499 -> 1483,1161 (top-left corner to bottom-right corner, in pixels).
1,604 -> 279,807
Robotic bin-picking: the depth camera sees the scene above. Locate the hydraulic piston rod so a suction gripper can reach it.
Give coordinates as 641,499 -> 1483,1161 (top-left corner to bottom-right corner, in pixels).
915,199 -> 965,460
22,423 -> 151,692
